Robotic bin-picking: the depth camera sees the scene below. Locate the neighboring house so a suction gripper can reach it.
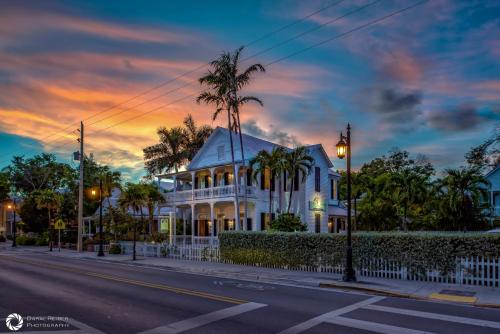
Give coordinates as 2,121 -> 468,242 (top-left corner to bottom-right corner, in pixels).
485,165 -> 500,224
157,127 -> 347,238
86,187 -> 174,237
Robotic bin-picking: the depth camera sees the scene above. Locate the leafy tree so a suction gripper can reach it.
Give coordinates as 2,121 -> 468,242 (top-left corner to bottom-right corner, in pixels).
285,146 -> 314,214
0,171 -> 10,203
183,114 -> 214,161
271,213 -> 307,232
465,133 -> 499,171
19,194 -> 47,233
141,183 -> 165,239
119,183 -> 147,260
3,154 -> 75,195
250,150 -> 273,221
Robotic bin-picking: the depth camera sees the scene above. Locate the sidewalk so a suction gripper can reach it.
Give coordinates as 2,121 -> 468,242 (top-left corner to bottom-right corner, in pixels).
5,245 -> 500,308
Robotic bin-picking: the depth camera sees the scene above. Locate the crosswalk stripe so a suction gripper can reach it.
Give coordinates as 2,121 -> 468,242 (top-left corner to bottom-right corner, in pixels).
137,302 -> 267,334
278,296 -> 385,334
326,316 -> 436,334
363,304 -> 500,329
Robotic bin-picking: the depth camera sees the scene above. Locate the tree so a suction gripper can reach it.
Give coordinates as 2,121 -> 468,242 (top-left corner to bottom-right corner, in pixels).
0,171 -> 10,203
119,183 -> 147,260
3,154 -> 75,195
183,114 -> 214,161
437,167 -> 489,230
141,183 -> 165,239
143,126 -> 187,174
96,170 -> 121,240
35,189 -> 63,251
250,150 -> 273,222
285,146 -> 314,214
465,133 -> 499,171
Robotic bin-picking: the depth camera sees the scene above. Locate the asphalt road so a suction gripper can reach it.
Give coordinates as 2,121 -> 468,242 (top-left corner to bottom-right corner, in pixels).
0,251 -> 500,334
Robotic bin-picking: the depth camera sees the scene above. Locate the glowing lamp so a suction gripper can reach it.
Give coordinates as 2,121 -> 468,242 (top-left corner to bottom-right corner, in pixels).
336,133 -> 346,159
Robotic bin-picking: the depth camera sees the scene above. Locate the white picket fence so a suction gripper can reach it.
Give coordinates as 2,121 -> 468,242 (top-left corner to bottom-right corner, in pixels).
115,241 -> 500,287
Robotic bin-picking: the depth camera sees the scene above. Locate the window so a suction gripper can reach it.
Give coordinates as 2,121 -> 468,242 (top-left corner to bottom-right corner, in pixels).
246,169 -> 252,186
315,213 -> 321,233
315,167 -> 321,192
217,145 -> 225,160
330,179 -> 337,199
294,169 -> 299,191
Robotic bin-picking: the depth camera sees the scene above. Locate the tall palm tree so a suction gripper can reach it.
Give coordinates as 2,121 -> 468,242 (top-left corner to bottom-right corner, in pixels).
226,47 -> 265,229
35,189 -> 63,251
119,183 -> 147,261
285,147 -> 314,214
144,126 -> 187,174
142,183 -> 165,238
183,114 -> 213,161
438,167 -> 489,230
250,150 -> 273,226
197,52 -> 241,228
269,147 -> 287,214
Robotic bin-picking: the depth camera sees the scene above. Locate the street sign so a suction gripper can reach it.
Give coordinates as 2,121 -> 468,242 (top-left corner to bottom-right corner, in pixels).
54,219 -> 66,230
160,218 -> 170,234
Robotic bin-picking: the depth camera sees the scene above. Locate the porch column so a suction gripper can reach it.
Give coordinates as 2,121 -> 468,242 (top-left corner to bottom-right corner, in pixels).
173,175 -> 177,193
234,200 -> 240,231
191,204 -> 195,242
210,203 -> 215,238
210,168 -> 215,187
172,205 -> 176,244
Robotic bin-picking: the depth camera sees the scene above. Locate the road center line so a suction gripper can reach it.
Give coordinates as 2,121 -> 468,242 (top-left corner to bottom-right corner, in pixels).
137,302 -> 267,334
278,296 -> 385,334
325,316 -> 436,334
363,304 -> 500,329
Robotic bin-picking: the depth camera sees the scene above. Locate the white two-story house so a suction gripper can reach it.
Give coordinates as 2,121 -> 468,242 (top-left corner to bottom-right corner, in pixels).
156,127 -> 347,240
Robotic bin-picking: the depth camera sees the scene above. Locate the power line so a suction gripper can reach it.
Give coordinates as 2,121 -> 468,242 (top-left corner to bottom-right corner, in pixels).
0,0 -> 348,161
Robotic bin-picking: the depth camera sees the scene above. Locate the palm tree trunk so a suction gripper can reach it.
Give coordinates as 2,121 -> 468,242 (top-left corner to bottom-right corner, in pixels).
287,174 -> 294,214
235,110 -> 248,230
227,108 -> 241,230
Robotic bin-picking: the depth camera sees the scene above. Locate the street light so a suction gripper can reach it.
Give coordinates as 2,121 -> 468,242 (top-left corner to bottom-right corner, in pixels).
336,123 -> 356,282
7,200 -> 17,247
91,181 -> 105,257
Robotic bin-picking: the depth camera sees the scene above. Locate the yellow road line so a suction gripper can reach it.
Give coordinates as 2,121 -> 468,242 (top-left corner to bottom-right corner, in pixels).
0,254 -> 246,305
429,293 -> 477,304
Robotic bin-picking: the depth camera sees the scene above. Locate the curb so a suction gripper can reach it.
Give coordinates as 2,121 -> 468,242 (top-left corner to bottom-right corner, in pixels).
319,281 -> 500,309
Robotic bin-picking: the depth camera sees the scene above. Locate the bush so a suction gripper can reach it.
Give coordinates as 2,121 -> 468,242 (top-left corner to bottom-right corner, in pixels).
109,243 -> 121,254
219,231 -> 500,275
271,214 -> 307,232
15,235 -> 37,246
0,235 -> 6,242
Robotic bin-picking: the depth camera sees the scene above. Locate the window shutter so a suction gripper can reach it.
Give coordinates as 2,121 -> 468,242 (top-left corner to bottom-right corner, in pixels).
270,173 -> 275,192
194,177 -> 199,190
330,179 -> 334,199
213,174 -> 218,187
260,172 -> 265,190
223,172 -> 229,186
194,220 -> 198,236
246,168 -> 252,186
315,167 -> 321,192
260,213 -> 265,230
204,175 -> 209,188
294,169 -> 299,191
283,171 -> 287,191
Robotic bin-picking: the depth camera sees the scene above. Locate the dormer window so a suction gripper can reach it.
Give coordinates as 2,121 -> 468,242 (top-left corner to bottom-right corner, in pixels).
217,145 -> 225,161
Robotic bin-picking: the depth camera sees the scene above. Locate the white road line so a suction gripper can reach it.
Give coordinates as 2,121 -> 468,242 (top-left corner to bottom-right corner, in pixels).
67,318 -> 107,334
137,302 -> 267,334
278,296 -> 385,334
364,304 -> 500,329
326,316 -> 436,334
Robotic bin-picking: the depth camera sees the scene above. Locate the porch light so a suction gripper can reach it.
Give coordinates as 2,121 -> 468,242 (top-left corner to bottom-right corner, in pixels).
91,189 -> 97,197
7,204 -> 12,209
336,132 -> 346,159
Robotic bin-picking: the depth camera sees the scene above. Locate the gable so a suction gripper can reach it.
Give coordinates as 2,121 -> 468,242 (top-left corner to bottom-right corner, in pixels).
307,144 -> 334,169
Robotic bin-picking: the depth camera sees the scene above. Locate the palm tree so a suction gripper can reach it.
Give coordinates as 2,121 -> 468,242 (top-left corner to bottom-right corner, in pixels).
35,189 -> 63,251
285,147 -> 314,214
97,170 -> 121,241
225,47 -> 265,229
144,126 -> 187,174
183,114 -> 213,161
142,183 -> 165,238
269,147 -> 287,214
119,183 -> 147,260
250,150 -> 273,226
438,167 -> 489,230
197,52 -> 241,228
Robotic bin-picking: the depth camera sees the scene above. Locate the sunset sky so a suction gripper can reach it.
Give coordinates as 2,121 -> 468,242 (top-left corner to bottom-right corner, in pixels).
0,0 -> 498,180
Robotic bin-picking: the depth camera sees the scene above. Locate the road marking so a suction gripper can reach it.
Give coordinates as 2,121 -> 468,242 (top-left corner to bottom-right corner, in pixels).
0,255 -> 246,305
138,302 -> 267,334
278,296 -> 385,334
325,316 -> 436,334
363,304 -> 500,329
428,293 -> 477,303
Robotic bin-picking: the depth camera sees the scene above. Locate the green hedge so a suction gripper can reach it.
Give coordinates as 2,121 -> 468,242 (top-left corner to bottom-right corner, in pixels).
219,232 -> 500,274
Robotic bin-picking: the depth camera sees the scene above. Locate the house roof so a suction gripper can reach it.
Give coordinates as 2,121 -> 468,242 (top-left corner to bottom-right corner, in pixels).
485,165 -> 500,179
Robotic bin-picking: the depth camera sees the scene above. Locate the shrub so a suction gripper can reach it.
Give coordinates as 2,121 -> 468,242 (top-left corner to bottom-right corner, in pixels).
219,231 -> 500,275
0,235 -> 6,242
271,214 -> 307,232
15,235 -> 37,246
109,243 -> 121,254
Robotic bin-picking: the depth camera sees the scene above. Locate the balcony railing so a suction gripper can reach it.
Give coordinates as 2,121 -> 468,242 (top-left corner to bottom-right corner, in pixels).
164,185 -> 256,203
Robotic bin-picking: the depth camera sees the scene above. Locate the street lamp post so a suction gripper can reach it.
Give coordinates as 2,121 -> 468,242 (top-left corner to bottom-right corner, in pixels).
7,199 -> 17,247
97,179 -> 104,257
336,123 -> 356,282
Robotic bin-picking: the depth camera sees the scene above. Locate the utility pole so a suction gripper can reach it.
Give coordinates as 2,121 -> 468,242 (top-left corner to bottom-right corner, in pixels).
77,121 -> 84,252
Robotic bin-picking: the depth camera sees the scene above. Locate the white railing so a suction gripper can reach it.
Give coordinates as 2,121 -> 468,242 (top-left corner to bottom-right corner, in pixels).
92,244 -> 110,252
164,185 -> 256,202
